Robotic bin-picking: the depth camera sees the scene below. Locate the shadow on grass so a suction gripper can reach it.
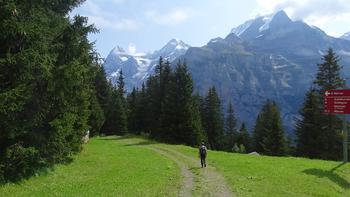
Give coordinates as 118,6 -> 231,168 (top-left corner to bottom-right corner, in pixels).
97,135 -> 132,141
303,163 -> 350,189
123,140 -> 159,146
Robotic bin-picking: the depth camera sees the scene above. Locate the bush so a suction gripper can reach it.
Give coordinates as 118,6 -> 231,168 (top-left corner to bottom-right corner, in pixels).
3,144 -> 43,182
0,164 -> 4,184
232,143 -> 246,153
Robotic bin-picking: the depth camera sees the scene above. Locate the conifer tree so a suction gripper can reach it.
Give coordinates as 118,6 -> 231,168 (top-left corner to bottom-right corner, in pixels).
117,69 -> 126,97
173,62 -> 203,145
300,48 -> 345,160
225,102 -> 238,150
0,0 -> 98,181
127,88 -> 138,134
202,87 -> 224,150
253,100 -> 286,155
238,122 -> 251,152
296,88 -> 323,158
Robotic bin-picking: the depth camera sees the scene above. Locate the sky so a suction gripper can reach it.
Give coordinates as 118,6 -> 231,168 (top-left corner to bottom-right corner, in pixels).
71,0 -> 350,58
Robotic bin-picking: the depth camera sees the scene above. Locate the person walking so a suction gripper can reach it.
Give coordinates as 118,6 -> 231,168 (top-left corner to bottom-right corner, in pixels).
199,141 -> 207,168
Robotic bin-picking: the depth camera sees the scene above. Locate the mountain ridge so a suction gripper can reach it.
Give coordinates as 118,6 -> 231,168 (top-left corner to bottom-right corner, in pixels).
104,10 -> 350,133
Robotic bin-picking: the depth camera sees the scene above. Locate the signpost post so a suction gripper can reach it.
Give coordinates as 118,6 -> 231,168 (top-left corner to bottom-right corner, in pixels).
324,89 -> 350,163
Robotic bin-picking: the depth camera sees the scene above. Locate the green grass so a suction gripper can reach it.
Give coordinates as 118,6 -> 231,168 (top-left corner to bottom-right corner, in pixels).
1,136 -> 349,197
0,136 -> 180,197
169,144 -> 350,197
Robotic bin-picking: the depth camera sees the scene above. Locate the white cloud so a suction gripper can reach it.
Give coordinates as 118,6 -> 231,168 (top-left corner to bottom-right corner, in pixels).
128,43 -> 137,54
75,0 -> 140,31
255,0 -> 350,35
146,8 -> 193,26
87,15 -> 140,31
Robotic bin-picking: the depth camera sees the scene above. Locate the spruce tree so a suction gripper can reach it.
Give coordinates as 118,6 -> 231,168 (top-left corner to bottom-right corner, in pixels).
313,48 -> 344,160
0,0 -> 98,181
225,102 -> 238,150
202,87 -> 225,150
296,88 -> 323,158
238,122 -> 251,152
117,69 -> 126,97
127,88 -> 138,134
253,100 -> 286,155
173,62 -> 203,145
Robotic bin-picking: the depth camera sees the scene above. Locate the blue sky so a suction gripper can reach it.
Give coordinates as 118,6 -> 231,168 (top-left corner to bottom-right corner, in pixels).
71,0 -> 350,58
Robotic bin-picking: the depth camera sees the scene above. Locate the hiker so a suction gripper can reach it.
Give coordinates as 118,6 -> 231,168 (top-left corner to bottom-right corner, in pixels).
199,141 -> 207,168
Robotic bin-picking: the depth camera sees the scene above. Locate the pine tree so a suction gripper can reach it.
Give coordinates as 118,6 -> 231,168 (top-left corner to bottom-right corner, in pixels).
314,48 -> 345,92
103,85 -> 128,135
135,83 -> 147,134
127,88 -> 138,134
225,102 -> 238,150
117,69 -> 126,97
159,61 -> 177,142
296,88 -> 323,158
0,0 -> 98,181
253,100 -> 286,155
309,48 -> 344,160
238,122 -> 251,152
202,87 -> 225,150
173,62 -> 203,145
88,93 -> 105,136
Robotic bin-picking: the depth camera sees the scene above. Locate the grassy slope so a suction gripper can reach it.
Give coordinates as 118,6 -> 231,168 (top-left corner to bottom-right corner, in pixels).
169,145 -> 350,197
1,136 -> 349,197
0,136 -> 180,197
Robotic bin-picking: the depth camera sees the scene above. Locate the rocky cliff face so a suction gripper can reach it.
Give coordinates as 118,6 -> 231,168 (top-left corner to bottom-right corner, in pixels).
179,10 -> 350,133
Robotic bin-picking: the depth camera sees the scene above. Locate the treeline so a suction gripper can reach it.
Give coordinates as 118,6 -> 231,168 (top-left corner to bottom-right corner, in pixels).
117,58 -> 289,156
119,48 -> 348,161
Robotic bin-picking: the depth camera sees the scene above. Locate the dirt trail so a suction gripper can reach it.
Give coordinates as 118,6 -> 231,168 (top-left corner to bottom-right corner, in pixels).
155,146 -> 233,197
121,137 -> 234,197
148,147 -> 194,197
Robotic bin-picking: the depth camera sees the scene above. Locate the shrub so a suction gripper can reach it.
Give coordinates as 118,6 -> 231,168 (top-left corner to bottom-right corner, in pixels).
3,144 -> 43,182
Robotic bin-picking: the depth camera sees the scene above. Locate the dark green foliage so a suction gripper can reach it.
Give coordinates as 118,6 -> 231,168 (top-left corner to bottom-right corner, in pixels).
314,48 -> 345,92
129,59 -> 204,145
93,65 -> 111,116
224,102 -> 238,151
0,0 -> 105,181
102,85 -> 128,135
237,122 -> 251,152
253,100 -> 286,156
172,62 -> 203,145
127,88 -> 139,134
2,144 -> 43,182
296,89 -> 323,158
296,48 -> 345,160
88,93 -> 105,136
117,70 -> 126,97
201,87 -> 225,150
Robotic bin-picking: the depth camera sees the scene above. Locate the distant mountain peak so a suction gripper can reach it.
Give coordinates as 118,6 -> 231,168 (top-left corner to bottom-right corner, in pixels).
231,10 -> 293,37
273,10 -> 290,21
104,38 -> 191,92
166,38 -> 190,50
112,46 -> 126,55
340,32 -> 350,40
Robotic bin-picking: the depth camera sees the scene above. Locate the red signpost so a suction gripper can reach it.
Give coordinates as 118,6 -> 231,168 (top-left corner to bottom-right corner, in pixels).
324,89 -> 350,163
324,89 -> 350,114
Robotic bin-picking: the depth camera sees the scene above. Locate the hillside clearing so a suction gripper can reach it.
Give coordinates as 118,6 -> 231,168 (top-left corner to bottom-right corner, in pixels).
1,136 -> 349,197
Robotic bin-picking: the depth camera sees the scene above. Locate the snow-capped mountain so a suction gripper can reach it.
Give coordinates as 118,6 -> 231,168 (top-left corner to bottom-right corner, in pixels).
178,10 -> 350,133
104,10 -> 350,133
104,39 -> 190,91
340,32 -> 350,40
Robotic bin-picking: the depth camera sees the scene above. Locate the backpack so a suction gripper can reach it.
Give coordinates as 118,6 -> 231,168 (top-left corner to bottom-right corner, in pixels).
200,146 -> 206,156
